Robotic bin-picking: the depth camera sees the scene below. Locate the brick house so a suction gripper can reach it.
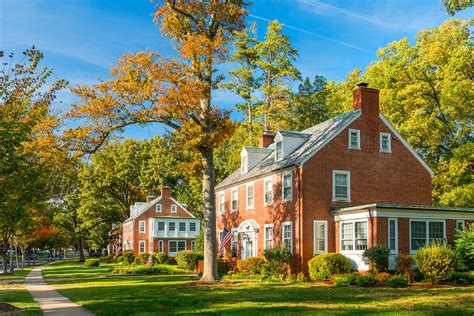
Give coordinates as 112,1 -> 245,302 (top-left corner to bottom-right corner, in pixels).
216,83 -> 474,272
121,187 -> 200,256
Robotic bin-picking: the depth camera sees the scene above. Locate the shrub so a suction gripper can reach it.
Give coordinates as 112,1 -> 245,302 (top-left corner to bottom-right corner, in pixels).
355,275 -> 379,287
111,264 -> 190,275
414,243 -> 456,285
123,250 -> 135,265
386,275 -> 409,288
152,252 -> 169,265
99,256 -> 114,263
259,263 -> 283,281
167,257 -> 177,265
217,257 -> 231,276
413,270 -> 425,282
454,225 -> 474,270
334,273 -> 357,287
114,255 -> 123,263
236,257 -> 265,276
308,253 -> 352,281
376,272 -> 392,283
450,272 -> 473,285
263,247 -> 292,276
84,259 -> 100,267
175,250 -> 200,270
396,254 -> 415,280
362,244 -> 390,274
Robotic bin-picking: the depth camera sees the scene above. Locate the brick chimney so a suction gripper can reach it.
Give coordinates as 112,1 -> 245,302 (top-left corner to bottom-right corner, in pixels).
259,132 -> 275,148
146,195 -> 156,203
161,186 -> 171,199
353,82 -> 379,117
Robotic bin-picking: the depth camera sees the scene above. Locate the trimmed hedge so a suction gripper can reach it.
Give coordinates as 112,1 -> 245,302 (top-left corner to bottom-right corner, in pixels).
386,275 -> 409,288
308,253 -> 352,281
263,247 -> 292,276
362,244 -> 389,274
152,252 -> 169,264
236,257 -> 265,276
84,259 -> 100,267
414,243 -> 456,285
334,273 -> 357,287
123,250 -> 135,265
111,264 -> 190,275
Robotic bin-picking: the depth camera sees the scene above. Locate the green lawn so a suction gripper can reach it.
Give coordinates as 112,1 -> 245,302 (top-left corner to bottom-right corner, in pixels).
0,285 -> 41,315
0,267 -> 33,281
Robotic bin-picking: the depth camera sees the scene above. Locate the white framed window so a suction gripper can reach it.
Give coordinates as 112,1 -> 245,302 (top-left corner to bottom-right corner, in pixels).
282,221 -> 293,253
156,204 -> 162,212
333,170 -> 350,201
246,183 -> 254,209
158,222 -> 165,231
218,192 -> 225,214
388,218 -> 398,253
149,241 -> 153,253
264,177 -> 273,206
275,141 -> 283,161
314,220 -> 328,254
139,240 -> 146,253
456,220 -> 465,231
191,240 -> 196,251
282,172 -> 292,202
241,155 -> 247,174
410,220 -> 445,252
264,224 -> 274,249
179,222 -> 186,232
231,228 -> 238,253
139,221 -> 146,233
158,240 -> 164,253
189,222 -> 196,232
171,204 -> 177,213
231,188 -> 238,212
348,129 -> 360,150
380,132 -> 391,153
169,222 -> 176,231
340,220 -> 368,252
168,240 -> 186,256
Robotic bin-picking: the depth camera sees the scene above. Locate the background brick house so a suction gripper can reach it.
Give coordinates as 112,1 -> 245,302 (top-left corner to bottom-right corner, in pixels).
216,83 -> 474,272
121,187 -> 200,256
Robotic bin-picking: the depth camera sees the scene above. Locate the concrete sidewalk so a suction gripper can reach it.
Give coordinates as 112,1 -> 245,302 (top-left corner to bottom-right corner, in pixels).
25,266 -> 93,316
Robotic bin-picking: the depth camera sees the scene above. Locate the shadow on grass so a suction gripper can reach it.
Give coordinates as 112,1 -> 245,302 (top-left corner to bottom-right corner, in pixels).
0,288 -> 42,315
55,278 -> 474,315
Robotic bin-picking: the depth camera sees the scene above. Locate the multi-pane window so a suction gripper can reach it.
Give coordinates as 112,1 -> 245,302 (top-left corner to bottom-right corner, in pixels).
388,219 -> 397,252
158,240 -> 163,252
264,178 -> 273,206
264,224 -> 273,249
139,240 -> 145,253
333,171 -> 350,201
246,183 -> 254,209
231,188 -> 238,211
355,222 -> 368,250
139,221 -> 146,233
341,222 -> 354,251
179,222 -> 186,232
241,156 -> 247,173
348,129 -> 360,149
314,221 -> 327,254
275,141 -> 283,161
191,240 -> 196,251
380,132 -> 391,152
340,221 -> 368,251
410,220 -> 445,251
169,222 -> 176,231
231,228 -> 238,253
218,192 -> 225,214
171,205 -> 177,213
282,222 -> 293,253
189,222 -> 196,232
168,240 -> 186,255
282,172 -> 292,202
158,222 -> 165,231
456,220 -> 465,231
156,204 -> 162,212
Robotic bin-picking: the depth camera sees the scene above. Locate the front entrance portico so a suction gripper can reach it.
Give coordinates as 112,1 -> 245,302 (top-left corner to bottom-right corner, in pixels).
238,219 -> 259,259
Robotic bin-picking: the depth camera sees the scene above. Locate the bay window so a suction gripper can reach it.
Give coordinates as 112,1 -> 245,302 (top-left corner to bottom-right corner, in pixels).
340,220 -> 368,251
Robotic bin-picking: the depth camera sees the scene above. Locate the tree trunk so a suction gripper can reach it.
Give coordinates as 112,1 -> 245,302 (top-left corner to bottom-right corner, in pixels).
9,243 -> 14,273
78,238 -> 85,262
21,246 -> 25,268
1,253 -> 7,275
32,247 -> 35,266
199,146 -> 219,282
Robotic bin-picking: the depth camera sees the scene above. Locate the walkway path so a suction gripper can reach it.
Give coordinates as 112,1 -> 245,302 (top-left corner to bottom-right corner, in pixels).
25,266 -> 93,316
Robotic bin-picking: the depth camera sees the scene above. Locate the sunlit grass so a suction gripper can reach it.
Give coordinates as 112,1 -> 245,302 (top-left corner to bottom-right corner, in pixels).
0,284 -> 41,315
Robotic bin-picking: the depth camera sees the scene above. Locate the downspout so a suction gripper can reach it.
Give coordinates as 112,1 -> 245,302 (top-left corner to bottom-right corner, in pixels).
295,162 -> 303,273
368,207 -> 374,247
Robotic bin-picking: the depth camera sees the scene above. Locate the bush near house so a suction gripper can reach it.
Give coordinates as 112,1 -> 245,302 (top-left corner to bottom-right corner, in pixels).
114,255 -> 123,263
236,257 -> 266,276
333,273 -> 358,287
263,247 -> 292,275
386,275 -> 409,288
175,250 -> 202,271
100,256 -> 114,263
376,272 -> 392,283
450,271 -> 474,285
396,254 -> 415,280
133,253 -> 151,265
355,275 -> 379,287
454,225 -> 474,270
111,264 -> 191,275
152,252 -> 169,264
217,257 -> 232,276
84,259 -> 100,267
308,253 -> 352,281
123,250 -> 135,265
414,243 -> 457,285
362,244 -> 390,274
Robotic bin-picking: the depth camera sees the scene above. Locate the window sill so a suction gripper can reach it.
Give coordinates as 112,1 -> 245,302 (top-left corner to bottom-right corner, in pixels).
348,146 -> 361,150
231,210 -> 238,213
246,207 -> 254,211
332,199 -> 351,203
283,199 -> 292,203
380,150 -> 392,154
263,203 -> 273,207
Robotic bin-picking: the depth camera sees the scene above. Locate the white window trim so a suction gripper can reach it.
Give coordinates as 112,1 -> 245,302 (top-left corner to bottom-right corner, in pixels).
168,222 -> 176,232
332,170 -> 351,202
282,171 -> 293,203
275,140 -> 283,162
409,219 -> 446,254
246,182 -> 254,210
380,132 -> 392,153
241,155 -> 248,174
168,240 -> 186,256
139,221 -> 146,234
231,228 -> 238,254
313,220 -> 328,255
456,219 -> 465,231
263,177 -> 273,206
231,188 -> 238,212
158,240 -> 164,253
218,192 -> 225,214
189,222 -> 197,232
156,204 -> 162,212
171,204 -> 177,213
348,129 -> 361,150
179,222 -> 186,232
282,221 -> 293,254
339,219 -> 368,254
264,224 -> 274,250
388,218 -> 398,253
138,240 -> 146,253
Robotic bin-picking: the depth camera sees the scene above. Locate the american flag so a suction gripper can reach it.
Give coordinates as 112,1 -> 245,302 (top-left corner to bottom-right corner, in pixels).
219,227 -> 232,254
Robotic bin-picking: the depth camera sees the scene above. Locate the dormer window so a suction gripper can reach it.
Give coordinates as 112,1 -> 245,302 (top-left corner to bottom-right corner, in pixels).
348,129 -> 360,150
241,155 -> 248,174
275,141 -> 283,161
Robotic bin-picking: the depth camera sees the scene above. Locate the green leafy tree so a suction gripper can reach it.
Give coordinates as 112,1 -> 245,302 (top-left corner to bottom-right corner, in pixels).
442,0 -> 473,15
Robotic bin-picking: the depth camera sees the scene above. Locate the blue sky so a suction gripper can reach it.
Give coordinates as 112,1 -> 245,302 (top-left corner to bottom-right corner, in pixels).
1,0 -> 472,138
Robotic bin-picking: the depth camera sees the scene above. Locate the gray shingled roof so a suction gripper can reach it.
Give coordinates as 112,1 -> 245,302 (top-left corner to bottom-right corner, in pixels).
216,109 -> 361,189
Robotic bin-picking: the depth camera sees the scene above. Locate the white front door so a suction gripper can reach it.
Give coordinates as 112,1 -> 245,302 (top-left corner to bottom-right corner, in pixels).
240,231 -> 256,259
